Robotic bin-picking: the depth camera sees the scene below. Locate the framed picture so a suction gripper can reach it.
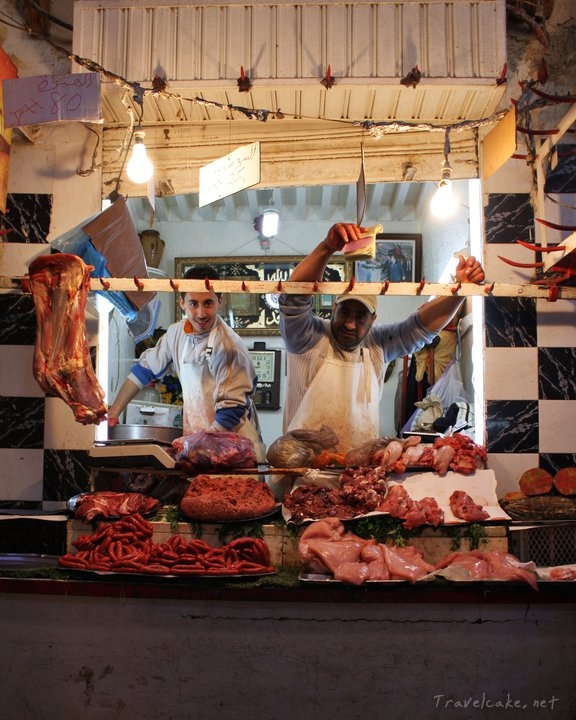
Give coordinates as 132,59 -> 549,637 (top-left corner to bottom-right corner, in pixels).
355,233 -> 422,283
174,256 -> 351,336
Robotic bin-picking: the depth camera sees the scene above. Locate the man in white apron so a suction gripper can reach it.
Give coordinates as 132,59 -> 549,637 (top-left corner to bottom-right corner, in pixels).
108,265 -> 266,463
279,222 -> 485,454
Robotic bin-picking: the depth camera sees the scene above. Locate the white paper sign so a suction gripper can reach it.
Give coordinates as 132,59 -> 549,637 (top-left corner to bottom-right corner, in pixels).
199,141 -> 260,207
2,72 -> 101,127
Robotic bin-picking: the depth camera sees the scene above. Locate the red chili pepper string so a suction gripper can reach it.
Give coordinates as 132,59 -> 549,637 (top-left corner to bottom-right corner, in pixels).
133,276 -> 144,290
276,280 -> 283,292
547,286 -> 560,302
346,278 -> 355,291
416,278 -> 426,294
169,279 -> 179,291
451,281 -> 462,294
519,81 -> 576,104
380,280 -> 389,295
516,126 -> 559,136
516,239 -> 566,253
498,255 -> 545,268
312,281 -> 319,292
204,277 -> 214,291
241,281 -> 248,291
99,277 -> 111,289
484,282 -> 495,294
536,218 -> 576,231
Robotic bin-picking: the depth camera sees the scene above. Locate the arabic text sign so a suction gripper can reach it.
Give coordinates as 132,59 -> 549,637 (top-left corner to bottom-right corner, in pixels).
2,73 -> 101,127
199,142 -> 260,207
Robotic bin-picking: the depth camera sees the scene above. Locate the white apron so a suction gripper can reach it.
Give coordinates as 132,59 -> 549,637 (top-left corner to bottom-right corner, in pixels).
179,326 -> 266,462
287,346 -> 380,453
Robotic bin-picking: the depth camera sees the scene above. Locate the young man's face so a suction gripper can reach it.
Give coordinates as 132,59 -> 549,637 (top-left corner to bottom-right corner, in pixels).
179,291 -> 221,333
330,299 -> 375,349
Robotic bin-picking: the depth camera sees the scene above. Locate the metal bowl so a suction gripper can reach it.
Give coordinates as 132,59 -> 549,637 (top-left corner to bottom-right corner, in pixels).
107,424 -> 182,445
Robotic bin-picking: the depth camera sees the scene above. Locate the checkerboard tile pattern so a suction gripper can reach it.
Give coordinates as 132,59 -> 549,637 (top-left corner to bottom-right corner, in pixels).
483,193 -> 576,496
0,194 -> 91,510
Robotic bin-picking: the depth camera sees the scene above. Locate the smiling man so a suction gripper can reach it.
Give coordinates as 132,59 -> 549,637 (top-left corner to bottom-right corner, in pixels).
107,265 -> 266,461
279,222 -> 485,453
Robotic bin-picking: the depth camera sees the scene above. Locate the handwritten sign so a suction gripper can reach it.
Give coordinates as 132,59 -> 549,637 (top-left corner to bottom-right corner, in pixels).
1,73 -> 101,127
199,141 -> 260,207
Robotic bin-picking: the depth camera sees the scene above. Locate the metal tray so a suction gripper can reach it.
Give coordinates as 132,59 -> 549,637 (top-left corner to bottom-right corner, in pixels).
0,554 -> 61,569
107,424 -> 182,445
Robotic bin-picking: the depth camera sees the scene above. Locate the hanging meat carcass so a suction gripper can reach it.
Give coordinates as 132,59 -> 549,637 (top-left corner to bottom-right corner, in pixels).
28,253 -> 107,424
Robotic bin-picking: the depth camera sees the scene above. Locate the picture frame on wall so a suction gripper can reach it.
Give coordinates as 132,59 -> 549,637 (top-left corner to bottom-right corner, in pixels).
174,256 -> 351,336
355,233 -> 422,283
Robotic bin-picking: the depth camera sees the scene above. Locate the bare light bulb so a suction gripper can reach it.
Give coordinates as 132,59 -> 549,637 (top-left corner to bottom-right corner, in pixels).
126,131 -> 154,184
260,208 -> 279,237
430,161 -> 457,219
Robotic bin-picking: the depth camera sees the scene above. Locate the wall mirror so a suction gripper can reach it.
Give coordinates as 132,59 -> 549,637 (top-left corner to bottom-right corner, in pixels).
100,178 -> 480,446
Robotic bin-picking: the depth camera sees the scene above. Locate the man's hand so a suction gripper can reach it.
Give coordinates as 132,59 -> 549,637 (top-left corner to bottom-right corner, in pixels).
454,255 -> 485,284
324,223 -> 365,252
107,415 -> 119,428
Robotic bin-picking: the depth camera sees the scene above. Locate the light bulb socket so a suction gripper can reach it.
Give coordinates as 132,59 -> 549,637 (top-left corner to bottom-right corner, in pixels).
439,159 -> 452,183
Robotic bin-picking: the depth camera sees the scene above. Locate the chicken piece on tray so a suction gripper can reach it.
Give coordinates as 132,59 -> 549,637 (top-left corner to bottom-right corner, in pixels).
298,518 -> 435,585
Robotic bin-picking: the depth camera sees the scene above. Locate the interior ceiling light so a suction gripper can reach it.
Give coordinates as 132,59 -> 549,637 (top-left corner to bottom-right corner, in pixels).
254,208 -> 280,238
126,129 -> 154,184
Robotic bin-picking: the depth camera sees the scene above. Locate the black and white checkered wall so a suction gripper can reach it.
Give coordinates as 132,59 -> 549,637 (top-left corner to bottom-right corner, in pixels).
483,193 -> 576,496
0,194 -> 92,511
0,192 -> 575,507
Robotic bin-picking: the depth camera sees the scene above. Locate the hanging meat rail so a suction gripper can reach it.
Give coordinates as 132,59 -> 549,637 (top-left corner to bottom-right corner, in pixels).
2,275 -> 576,300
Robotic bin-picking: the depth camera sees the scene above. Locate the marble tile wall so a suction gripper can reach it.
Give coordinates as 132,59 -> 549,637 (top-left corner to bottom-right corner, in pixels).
483,193 -> 576,497
0,194 -> 92,511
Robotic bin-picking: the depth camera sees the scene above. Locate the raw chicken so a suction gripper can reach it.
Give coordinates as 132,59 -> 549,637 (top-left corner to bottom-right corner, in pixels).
298,518 -> 434,584
435,550 -> 538,589
381,544 -> 435,582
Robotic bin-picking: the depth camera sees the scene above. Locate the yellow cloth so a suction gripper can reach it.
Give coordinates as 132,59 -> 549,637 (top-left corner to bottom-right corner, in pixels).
414,330 -> 457,383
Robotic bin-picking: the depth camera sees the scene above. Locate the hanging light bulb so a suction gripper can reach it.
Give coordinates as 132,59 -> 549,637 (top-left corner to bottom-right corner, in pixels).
254,208 -> 280,238
430,160 -> 458,219
126,130 -> 154,184
260,208 -> 279,237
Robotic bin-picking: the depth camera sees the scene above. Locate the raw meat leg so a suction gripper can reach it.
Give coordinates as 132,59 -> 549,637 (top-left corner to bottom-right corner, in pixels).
28,253 -> 107,425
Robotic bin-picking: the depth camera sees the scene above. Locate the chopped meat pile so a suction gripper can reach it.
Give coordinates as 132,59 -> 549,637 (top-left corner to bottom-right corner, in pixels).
28,253 -> 107,425
73,492 -> 160,522
283,466 -> 389,524
180,475 -> 276,521
379,485 -> 444,529
435,550 -> 538,589
449,490 -> 490,522
298,518 -> 435,584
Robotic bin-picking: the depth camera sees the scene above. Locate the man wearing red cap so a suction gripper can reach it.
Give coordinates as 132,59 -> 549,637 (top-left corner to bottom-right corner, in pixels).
279,222 -> 485,453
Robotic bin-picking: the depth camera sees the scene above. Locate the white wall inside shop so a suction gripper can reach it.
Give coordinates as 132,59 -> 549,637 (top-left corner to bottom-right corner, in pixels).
109,181 -> 473,447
